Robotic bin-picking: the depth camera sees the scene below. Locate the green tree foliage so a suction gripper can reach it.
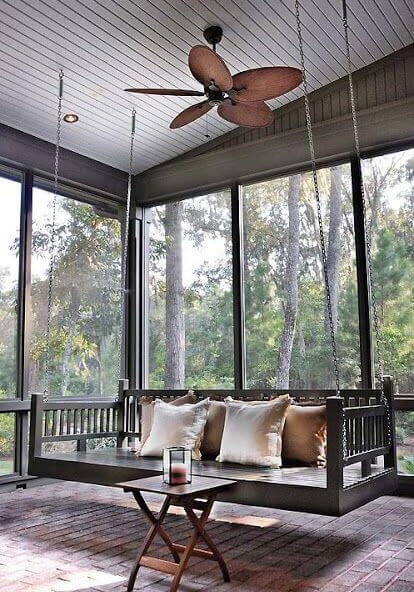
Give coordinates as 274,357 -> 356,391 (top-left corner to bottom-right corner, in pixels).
395,411 -> 414,474
28,194 -> 122,398
0,267 -> 16,397
0,413 -> 14,473
363,153 -> 414,394
242,165 -> 361,389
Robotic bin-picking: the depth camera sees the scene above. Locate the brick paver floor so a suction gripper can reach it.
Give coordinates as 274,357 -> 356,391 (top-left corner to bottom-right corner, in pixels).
0,481 -> 413,592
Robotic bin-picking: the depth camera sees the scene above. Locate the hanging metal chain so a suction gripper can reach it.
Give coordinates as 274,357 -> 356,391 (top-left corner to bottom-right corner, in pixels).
44,69 -> 64,395
295,0 -> 341,397
341,0 -> 391,441
118,108 -> 136,381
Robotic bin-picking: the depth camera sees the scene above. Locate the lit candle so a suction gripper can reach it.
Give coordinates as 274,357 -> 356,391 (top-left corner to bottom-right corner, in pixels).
170,462 -> 187,485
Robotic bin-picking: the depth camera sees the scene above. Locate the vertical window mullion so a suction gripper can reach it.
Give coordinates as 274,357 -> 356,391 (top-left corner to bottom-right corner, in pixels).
126,211 -> 137,388
132,206 -> 149,390
350,156 -> 374,389
141,209 -> 150,389
231,183 -> 246,389
15,169 -> 33,475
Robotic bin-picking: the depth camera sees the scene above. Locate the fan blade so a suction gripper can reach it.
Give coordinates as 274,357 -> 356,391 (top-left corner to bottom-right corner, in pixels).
189,45 -> 233,92
217,101 -> 273,128
170,100 -> 213,129
231,67 -> 302,103
124,87 -> 204,96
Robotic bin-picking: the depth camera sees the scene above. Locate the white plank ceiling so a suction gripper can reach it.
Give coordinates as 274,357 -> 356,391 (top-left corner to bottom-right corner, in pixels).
0,0 -> 413,174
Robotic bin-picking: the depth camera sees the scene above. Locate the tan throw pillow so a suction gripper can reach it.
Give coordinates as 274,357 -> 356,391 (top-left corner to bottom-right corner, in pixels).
282,404 -> 327,466
139,398 -> 210,460
201,400 -> 226,458
201,396 -> 267,458
217,395 -> 291,467
140,391 -> 196,448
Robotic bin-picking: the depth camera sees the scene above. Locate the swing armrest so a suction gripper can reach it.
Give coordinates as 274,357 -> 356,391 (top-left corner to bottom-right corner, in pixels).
326,396 -> 344,489
29,393 -> 120,463
326,379 -> 396,490
342,404 -> 390,465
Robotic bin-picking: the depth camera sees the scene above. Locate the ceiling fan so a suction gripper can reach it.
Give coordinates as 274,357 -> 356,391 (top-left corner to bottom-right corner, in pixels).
125,26 -> 302,130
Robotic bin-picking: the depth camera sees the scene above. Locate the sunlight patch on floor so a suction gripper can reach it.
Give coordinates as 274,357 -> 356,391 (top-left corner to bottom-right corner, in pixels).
147,502 -> 279,527
213,515 -> 280,527
52,570 -> 125,591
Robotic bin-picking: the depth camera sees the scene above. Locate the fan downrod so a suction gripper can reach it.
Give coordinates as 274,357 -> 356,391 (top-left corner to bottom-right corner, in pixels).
203,26 -> 223,51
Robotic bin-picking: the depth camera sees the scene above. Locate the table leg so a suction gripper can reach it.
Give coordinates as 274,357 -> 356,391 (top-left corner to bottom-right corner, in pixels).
184,496 -> 230,583
169,495 -> 230,592
132,491 -> 180,563
127,494 -> 174,592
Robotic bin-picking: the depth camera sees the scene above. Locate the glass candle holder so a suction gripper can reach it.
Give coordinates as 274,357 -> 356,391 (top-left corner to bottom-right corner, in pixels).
163,447 -> 192,485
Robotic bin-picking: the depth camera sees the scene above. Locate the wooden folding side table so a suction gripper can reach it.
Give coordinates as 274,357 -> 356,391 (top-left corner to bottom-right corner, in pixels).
118,475 -> 236,592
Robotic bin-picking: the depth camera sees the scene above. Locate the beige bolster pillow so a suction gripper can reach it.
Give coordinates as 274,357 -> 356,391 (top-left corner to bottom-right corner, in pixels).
282,404 -> 327,466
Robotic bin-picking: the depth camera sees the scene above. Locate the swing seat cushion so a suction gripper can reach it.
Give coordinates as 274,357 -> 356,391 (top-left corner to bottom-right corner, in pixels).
282,404 -> 327,466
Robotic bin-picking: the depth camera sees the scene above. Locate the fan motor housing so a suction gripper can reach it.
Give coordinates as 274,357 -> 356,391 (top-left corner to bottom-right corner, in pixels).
203,26 -> 223,47
207,88 -> 225,105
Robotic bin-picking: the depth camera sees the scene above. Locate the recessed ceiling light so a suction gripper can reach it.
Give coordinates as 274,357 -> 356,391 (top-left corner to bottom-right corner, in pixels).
63,113 -> 79,123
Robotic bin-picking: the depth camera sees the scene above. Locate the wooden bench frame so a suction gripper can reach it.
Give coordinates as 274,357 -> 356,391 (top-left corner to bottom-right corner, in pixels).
28,377 -> 398,516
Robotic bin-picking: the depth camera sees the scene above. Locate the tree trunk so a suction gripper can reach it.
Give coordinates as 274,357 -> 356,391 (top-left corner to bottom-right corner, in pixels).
277,175 -> 301,388
164,202 -> 185,389
325,167 -> 343,387
242,206 -> 250,312
326,167 -> 343,332
369,166 -> 380,239
96,341 -> 103,397
61,287 -> 80,397
295,321 -> 306,387
61,324 -> 74,397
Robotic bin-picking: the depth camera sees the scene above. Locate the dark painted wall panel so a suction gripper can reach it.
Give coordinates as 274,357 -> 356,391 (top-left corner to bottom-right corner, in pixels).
0,123 -> 127,201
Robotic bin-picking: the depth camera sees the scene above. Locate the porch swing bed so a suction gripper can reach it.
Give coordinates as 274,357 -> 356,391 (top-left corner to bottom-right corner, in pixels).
28,381 -> 398,517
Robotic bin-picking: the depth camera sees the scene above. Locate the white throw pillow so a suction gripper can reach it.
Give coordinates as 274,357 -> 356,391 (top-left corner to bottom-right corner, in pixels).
139,398 -> 210,460
139,391 -> 196,448
200,396 -> 270,458
217,395 -> 291,467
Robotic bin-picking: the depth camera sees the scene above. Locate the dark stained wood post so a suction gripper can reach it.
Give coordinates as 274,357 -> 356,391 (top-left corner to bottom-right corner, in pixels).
16,170 -> 33,476
117,378 -> 129,448
383,375 -> 397,471
351,156 -> 375,389
361,458 -> 372,478
326,396 -> 344,492
231,183 -> 246,389
28,394 -> 44,469
77,437 -> 87,452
